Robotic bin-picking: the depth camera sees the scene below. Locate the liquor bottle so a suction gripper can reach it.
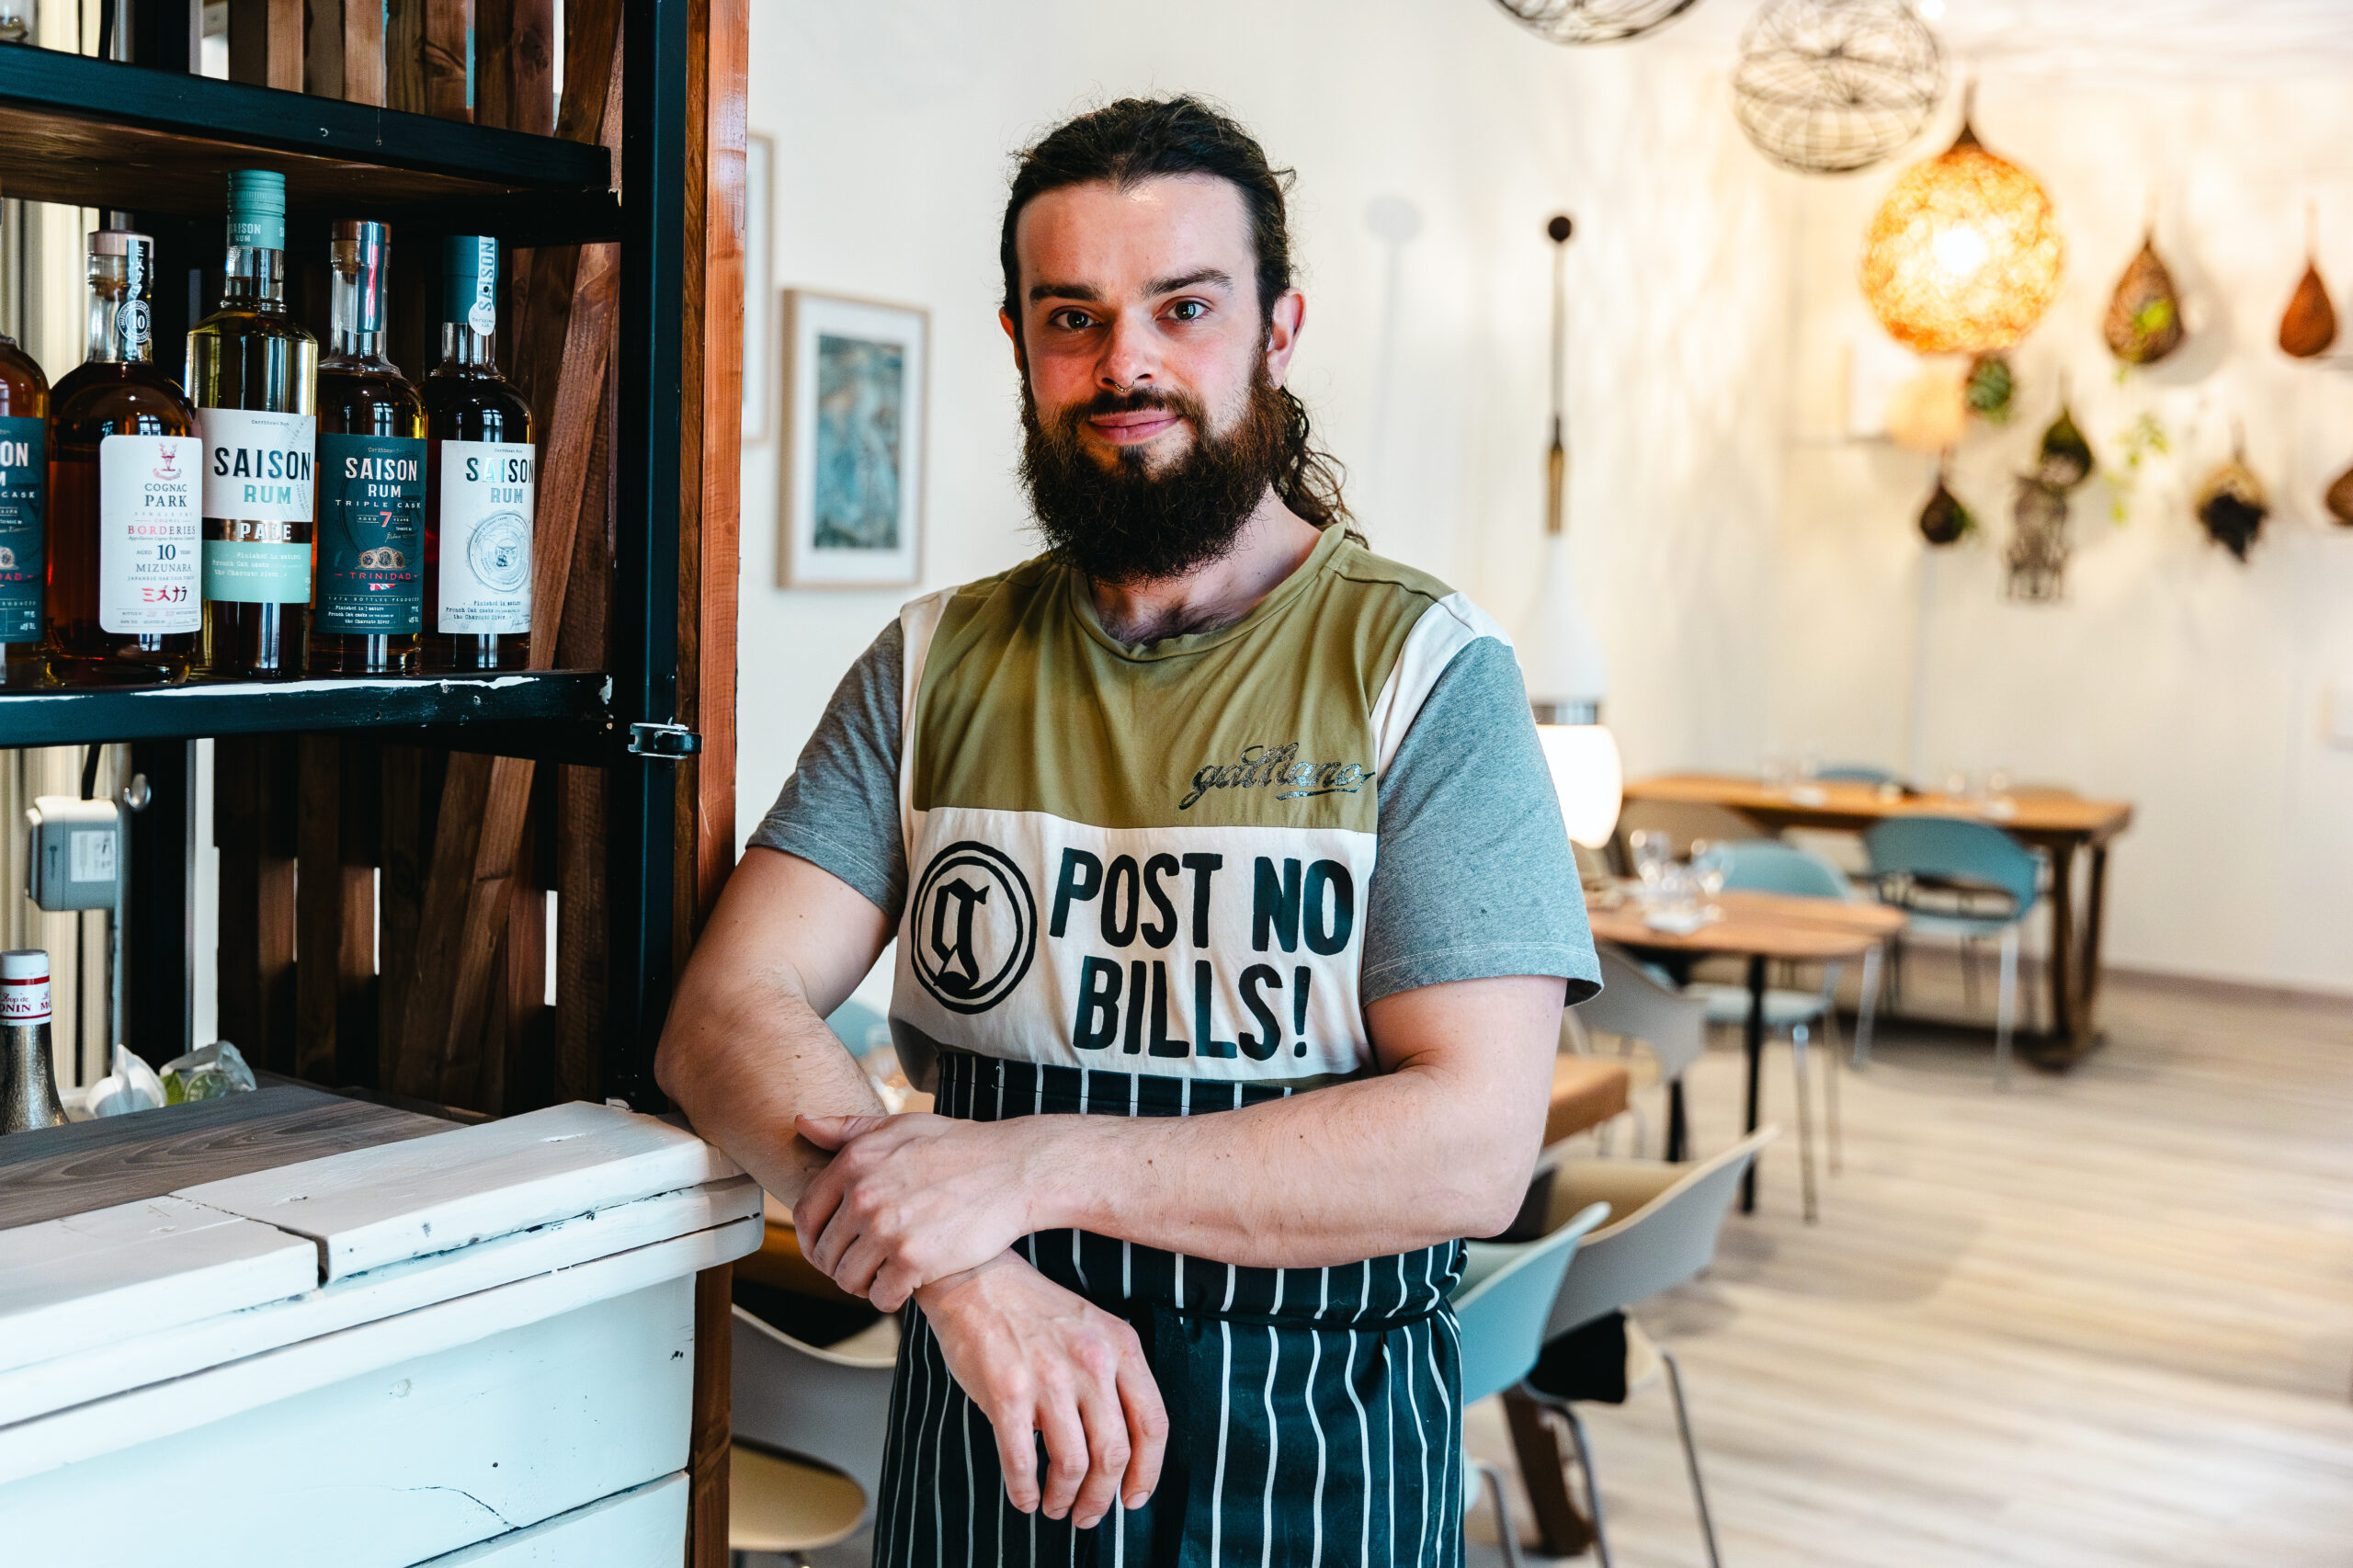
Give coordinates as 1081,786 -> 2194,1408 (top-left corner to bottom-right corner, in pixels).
45,231 -> 202,684
310,221 -> 426,676
188,169 -> 319,679
424,235 -> 534,673
0,949 -> 66,1135
0,222 -> 51,687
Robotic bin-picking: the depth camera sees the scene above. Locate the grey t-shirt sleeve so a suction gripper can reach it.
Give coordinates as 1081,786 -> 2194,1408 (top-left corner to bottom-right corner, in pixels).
1359,635 -> 1600,1007
745,619 -> 910,924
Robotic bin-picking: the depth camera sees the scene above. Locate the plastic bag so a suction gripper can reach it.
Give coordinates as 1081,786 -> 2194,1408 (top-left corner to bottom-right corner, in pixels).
160,1040 -> 257,1105
85,1043 -> 168,1118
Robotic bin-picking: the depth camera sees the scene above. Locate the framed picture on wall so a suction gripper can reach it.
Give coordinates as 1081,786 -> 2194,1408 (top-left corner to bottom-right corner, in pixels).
779,290 -> 927,587
742,134 -> 775,444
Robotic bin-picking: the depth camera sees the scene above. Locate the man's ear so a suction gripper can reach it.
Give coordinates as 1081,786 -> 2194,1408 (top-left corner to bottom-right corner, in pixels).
1263,288 -> 1305,390
1000,308 -> 1027,377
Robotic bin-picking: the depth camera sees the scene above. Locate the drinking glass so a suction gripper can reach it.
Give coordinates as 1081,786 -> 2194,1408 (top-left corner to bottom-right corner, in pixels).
1631,829 -> 1670,888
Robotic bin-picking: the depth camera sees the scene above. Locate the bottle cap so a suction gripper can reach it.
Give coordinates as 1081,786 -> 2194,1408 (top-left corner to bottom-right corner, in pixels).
0,949 -> 51,1026
226,169 -> 288,253
442,234 -> 498,335
332,220 -> 391,335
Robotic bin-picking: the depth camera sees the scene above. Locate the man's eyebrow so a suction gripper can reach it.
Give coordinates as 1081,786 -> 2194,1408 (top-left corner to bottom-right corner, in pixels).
1028,280 -> 1102,303
1147,268 -> 1233,296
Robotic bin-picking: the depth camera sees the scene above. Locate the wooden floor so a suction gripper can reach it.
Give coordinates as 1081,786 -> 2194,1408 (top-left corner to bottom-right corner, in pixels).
1466,957 -> 2353,1567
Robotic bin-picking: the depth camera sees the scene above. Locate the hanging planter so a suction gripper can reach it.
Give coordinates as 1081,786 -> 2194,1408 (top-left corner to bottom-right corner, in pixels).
2005,477 -> 2071,600
2035,397 -> 2095,490
2192,431 -> 2268,562
2279,205 -> 2337,358
1917,456 -> 1975,546
2325,462 -> 2353,528
2105,231 -> 2186,365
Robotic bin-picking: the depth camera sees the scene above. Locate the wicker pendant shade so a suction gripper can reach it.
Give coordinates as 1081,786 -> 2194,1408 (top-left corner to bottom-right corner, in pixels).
1489,0 -> 1701,45
1860,115 -> 2063,354
1732,0 -> 1945,176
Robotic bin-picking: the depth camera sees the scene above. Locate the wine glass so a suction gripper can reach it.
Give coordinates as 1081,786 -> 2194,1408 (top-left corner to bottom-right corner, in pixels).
1631,829 -> 1670,889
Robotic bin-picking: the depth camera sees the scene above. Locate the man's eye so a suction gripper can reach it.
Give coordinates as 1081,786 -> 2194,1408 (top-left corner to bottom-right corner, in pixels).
1051,309 -> 1096,331
1167,301 -> 1207,322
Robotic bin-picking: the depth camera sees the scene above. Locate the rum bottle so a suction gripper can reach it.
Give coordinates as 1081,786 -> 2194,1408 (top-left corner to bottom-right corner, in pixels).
424,235 -> 534,672
310,221 -> 426,675
188,169 -> 318,678
46,230 -> 201,684
0,228 -> 50,688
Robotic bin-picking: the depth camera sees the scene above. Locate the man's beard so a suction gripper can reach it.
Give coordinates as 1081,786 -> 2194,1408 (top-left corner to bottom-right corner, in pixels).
1019,369 -> 1290,586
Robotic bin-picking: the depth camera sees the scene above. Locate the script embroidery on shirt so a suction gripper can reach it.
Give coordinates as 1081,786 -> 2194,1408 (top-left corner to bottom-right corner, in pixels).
1179,742 -> 1367,812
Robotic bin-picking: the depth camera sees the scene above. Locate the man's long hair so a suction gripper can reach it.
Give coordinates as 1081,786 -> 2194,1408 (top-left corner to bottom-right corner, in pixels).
999,96 -> 1358,540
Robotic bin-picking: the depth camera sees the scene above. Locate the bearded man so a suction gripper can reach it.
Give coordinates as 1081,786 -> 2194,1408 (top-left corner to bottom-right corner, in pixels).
658,97 -> 1598,1565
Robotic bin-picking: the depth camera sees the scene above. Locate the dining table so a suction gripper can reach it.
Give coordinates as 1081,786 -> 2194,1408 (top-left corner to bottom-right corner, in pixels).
1622,774 -> 2133,1068
1587,886 -> 1904,1214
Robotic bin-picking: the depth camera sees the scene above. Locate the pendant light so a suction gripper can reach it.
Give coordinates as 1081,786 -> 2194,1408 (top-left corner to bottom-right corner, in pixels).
1521,213 -> 1624,851
1860,85 -> 2063,354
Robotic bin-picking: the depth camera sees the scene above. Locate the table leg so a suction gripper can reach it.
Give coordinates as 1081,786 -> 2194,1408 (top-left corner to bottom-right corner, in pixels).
1739,953 -> 1766,1214
2045,841 -> 2078,1045
1504,1388 -> 1596,1556
2029,839 -> 2114,1072
2078,845 -> 2111,1040
1666,1080 -> 1689,1163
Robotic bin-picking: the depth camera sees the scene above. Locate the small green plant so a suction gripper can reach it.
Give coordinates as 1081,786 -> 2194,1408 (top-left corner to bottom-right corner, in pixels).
2100,410 -> 2169,522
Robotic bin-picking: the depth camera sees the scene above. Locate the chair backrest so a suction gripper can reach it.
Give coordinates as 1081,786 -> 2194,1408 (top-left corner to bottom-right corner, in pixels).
1864,816 -> 2040,913
1574,942 -> 1707,1084
1616,798 -> 1768,861
1450,1200 -> 1611,1405
824,998 -> 888,1059
1539,1128 -> 1776,1338
1816,764 -> 1899,785
1698,840 -> 1851,902
731,1306 -> 899,1513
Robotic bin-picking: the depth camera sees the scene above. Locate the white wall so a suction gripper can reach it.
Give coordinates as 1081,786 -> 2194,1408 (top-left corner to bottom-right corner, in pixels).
736,0 -> 1799,867
1767,80 -> 2353,993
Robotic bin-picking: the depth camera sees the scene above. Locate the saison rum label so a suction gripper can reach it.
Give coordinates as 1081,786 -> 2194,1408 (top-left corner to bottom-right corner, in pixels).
98,433 -> 200,633
315,434 -> 425,634
436,440 -> 533,635
0,417 -> 43,641
200,406 -> 315,603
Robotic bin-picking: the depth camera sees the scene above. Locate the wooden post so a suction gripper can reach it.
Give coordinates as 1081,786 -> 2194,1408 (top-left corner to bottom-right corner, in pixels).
294,735 -> 378,1088
386,0 -> 471,120
688,1264 -> 733,1568
307,0 -> 387,105
226,0 -> 303,91
475,0 -> 555,136
214,736 -> 298,1074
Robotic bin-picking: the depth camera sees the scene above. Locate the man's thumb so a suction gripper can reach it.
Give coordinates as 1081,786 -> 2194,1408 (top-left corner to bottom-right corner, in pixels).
796,1113 -> 890,1149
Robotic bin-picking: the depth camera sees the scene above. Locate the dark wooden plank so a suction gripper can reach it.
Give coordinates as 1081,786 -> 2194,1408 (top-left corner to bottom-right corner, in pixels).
303,0 -> 346,98
476,0 -> 552,136
226,0 -> 303,92
0,1085 -> 445,1232
214,735 -> 298,1076
422,0 -> 472,121
385,0 -> 424,115
474,0 -> 515,129
688,1263 -> 733,1568
553,762 -> 608,1107
377,743 -> 429,1094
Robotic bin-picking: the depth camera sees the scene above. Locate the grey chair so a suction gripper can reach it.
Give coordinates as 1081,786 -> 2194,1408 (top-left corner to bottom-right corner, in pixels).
1485,1128 -> 1777,1568
730,1306 -> 899,1563
1573,941 -> 1710,1160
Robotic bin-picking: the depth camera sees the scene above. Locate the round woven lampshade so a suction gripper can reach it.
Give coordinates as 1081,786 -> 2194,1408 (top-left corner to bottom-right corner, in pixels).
1733,0 -> 1944,175
1860,121 -> 2063,354
1490,0 -> 1700,45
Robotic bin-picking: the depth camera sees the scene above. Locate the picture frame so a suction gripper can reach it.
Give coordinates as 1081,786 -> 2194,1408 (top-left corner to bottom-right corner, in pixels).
779,290 -> 928,588
742,134 -> 775,444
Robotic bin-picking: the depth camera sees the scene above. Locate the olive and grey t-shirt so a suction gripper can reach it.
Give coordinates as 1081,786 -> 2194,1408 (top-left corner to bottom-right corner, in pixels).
752,530 -> 1597,1079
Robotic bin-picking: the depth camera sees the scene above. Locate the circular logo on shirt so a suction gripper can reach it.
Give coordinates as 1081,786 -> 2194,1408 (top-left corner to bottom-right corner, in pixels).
468,511 -> 531,593
909,840 -> 1037,1015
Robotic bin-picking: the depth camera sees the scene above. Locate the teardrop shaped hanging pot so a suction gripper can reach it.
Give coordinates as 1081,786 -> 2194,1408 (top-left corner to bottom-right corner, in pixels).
2279,204 -> 2337,358
2006,476 -> 2072,601
1917,457 -> 1974,546
2036,395 -> 2094,491
2193,428 -> 2268,562
2106,230 -> 2186,365
2323,461 -> 2353,527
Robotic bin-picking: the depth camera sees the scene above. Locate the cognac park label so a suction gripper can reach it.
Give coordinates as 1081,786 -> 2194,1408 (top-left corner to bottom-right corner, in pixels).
436,439 -> 533,635
315,435 -> 425,635
199,406 -> 314,605
0,417 -> 43,641
98,433 -> 201,634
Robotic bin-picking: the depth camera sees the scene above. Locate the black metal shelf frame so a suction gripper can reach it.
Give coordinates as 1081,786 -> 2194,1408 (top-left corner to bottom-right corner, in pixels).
0,5 -> 696,1108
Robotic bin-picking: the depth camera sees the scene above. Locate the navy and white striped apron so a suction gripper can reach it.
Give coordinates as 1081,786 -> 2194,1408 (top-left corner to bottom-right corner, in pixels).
872,1054 -> 1467,1568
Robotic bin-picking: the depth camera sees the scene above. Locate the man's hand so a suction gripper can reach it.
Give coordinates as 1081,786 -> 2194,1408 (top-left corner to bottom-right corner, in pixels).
794,1111 -> 1049,1311
917,1251 -> 1168,1529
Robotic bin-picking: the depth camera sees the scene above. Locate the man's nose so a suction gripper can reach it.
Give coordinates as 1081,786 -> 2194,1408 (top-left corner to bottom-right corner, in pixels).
1098,309 -> 1158,393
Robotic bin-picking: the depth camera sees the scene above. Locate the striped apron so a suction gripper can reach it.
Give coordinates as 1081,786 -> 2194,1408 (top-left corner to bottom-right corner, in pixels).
871,1054 -> 1467,1568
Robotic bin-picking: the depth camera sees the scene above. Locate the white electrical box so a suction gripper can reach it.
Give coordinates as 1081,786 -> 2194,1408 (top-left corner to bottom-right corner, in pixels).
26,795 -> 124,912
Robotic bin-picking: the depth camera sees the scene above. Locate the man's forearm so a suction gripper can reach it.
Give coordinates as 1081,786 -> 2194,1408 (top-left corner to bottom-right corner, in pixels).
1021,1064 -> 1542,1267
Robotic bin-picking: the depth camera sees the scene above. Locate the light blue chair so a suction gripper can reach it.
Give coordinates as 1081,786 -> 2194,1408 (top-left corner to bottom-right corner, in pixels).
1689,842 -> 1881,1220
1815,764 -> 1901,786
1450,1199 -> 1612,1568
824,998 -> 889,1059
1864,817 -> 2041,1085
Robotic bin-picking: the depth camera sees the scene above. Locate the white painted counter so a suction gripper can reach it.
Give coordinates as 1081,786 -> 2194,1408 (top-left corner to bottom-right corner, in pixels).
0,1100 -> 763,1566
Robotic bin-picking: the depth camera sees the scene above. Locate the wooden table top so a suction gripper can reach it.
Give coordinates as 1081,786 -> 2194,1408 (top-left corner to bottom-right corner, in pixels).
1588,886 -> 1904,960
1626,773 -> 2134,844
